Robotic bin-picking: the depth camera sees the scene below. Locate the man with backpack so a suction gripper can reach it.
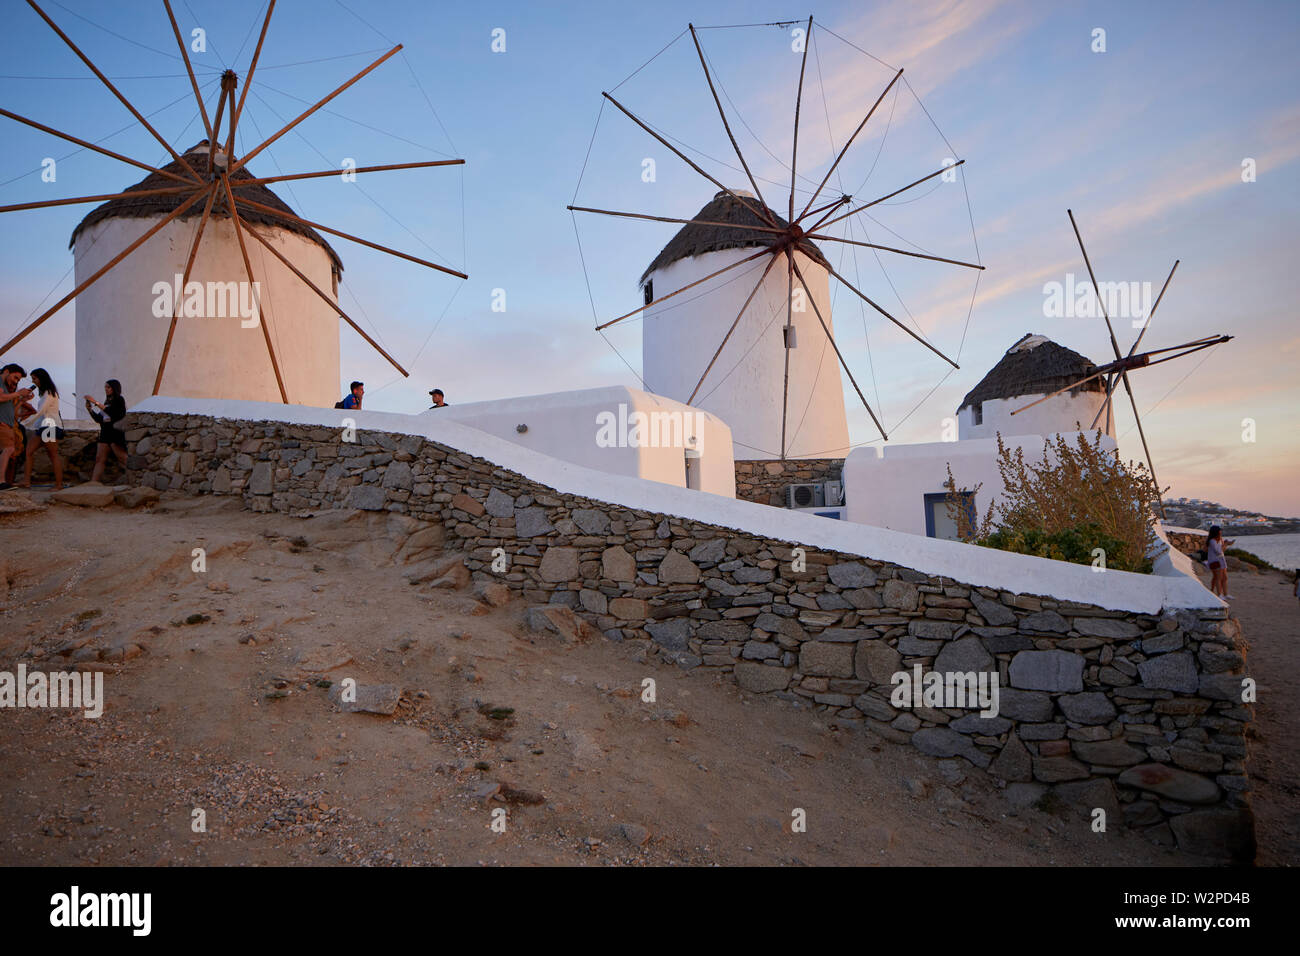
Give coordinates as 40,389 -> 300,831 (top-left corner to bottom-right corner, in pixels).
336,381 -> 363,410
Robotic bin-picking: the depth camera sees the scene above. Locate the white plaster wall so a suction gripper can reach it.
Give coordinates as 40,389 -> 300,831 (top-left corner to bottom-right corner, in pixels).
420,386 -> 736,496
129,396 -> 1219,613
642,246 -> 849,461
958,389 -> 1114,441
843,431 -> 1121,537
73,215 -> 340,411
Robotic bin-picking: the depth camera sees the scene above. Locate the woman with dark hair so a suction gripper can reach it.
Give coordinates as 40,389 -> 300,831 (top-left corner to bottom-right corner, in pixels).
18,367 -> 64,489
1204,525 -> 1234,600
86,379 -> 127,483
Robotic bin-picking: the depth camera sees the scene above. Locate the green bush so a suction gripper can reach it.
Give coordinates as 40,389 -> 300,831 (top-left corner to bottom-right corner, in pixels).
975,523 -> 1146,573
946,430 -> 1161,574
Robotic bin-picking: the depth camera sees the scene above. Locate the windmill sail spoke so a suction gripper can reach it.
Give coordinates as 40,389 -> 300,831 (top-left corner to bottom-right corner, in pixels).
232,195 -> 468,279
163,0 -> 213,142
1140,337 -> 1231,367
209,80 -> 232,169
0,108 -> 197,186
797,68 -> 903,222
1088,372 -> 1119,429
229,44 -> 403,177
827,263 -> 959,368
27,0 -> 201,182
688,253 -> 780,404
1067,208 -> 1124,362
1011,367 -> 1112,416
688,24 -> 777,226
222,177 -> 288,403
805,195 -> 851,222
595,248 -> 771,331
789,16 -> 813,225
601,91 -> 778,231
155,185 -> 220,395
241,216 -> 410,378
228,0 -> 277,156
1118,369 -> 1165,518
791,254 -> 888,441
234,160 -> 464,188
812,160 -> 965,232
567,204 -> 785,234
1127,260 -> 1180,358
0,185 -> 211,357
0,186 -> 194,215
808,233 -> 985,270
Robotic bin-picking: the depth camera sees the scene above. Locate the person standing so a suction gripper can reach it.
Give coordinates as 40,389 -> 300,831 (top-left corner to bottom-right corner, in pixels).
1204,525 -> 1235,601
86,378 -> 128,483
428,388 -> 448,409
19,367 -> 64,489
0,363 -> 34,489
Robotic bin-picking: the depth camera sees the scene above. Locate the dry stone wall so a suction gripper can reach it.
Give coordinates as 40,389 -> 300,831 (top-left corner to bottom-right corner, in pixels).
1164,528 -> 1209,557
735,458 -> 843,506
124,411 -> 1255,861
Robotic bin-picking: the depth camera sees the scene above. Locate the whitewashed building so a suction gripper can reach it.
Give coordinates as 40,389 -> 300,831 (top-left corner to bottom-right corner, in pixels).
640,190 -> 850,461
845,333 -> 1117,537
421,385 -> 736,496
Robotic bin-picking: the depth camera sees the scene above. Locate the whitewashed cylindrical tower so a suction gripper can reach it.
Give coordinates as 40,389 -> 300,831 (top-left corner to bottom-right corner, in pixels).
71,142 -> 342,410
957,333 -> 1117,440
641,190 -> 849,460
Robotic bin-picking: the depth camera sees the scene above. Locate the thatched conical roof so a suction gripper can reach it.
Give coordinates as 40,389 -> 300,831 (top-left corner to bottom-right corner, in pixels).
959,333 -> 1103,408
70,141 -> 343,276
639,189 -> 828,287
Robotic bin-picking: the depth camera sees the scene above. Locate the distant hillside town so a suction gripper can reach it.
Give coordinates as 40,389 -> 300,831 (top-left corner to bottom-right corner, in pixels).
1163,497 -> 1300,535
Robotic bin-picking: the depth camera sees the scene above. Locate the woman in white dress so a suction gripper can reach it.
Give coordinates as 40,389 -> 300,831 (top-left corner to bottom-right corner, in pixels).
19,367 -> 64,489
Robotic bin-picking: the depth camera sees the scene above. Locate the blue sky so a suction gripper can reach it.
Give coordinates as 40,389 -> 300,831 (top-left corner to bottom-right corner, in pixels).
1,0 -> 1297,514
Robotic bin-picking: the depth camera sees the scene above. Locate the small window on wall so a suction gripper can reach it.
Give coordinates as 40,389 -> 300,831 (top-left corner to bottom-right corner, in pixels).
971,402 -> 983,426
644,280 -> 654,306
924,491 -> 975,541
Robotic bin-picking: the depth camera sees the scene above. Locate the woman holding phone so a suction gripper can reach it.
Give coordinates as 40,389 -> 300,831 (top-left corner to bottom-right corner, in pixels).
1204,525 -> 1234,601
86,378 -> 128,483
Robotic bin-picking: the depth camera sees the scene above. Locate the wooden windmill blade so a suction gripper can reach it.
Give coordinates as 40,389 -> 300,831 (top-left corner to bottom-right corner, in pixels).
1067,209 -> 1124,364
1,2 -> 467,405
162,0 -> 214,142
26,0 -> 202,183
1009,335 -> 1232,417
791,254 -> 889,440
687,23 -> 776,222
1115,367 -> 1166,518
1089,259 -> 1181,429
1063,209 -> 1166,514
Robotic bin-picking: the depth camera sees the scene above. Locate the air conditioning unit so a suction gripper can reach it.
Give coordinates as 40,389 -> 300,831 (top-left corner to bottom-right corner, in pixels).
823,480 -> 844,506
785,482 -> 825,509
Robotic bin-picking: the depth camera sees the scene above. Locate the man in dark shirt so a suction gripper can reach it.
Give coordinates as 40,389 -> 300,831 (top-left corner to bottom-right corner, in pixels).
428,388 -> 448,410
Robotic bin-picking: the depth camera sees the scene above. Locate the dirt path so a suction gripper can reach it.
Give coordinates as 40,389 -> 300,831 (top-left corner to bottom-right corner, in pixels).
0,491 -> 1269,866
1190,558 -> 1299,867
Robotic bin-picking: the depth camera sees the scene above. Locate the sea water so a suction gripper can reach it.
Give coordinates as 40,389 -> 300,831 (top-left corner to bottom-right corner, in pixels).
1232,533 -> 1300,572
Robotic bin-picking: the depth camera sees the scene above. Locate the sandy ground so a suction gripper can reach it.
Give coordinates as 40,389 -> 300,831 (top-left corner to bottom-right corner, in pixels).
1189,556 -> 1299,867
0,488 -> 1286,866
